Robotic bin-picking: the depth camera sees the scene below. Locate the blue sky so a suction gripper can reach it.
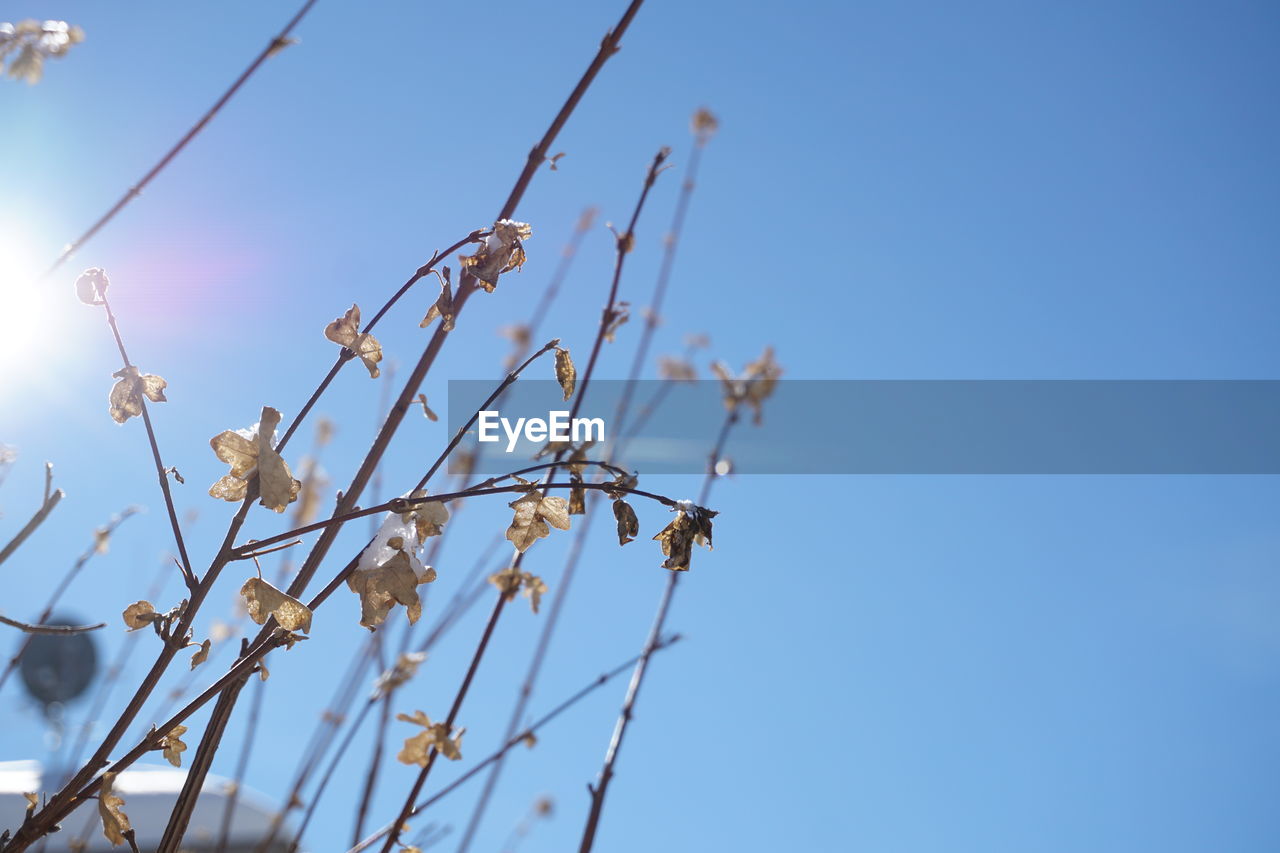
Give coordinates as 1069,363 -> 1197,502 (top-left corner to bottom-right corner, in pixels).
2,1 -> 1279,851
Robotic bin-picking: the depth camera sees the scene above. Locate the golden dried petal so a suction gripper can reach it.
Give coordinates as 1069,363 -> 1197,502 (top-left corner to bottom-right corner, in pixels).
255,407 -> 302,512
396,711 -> 464,764
190,638 -> 211,670
325,304 -> 382,377
209,430 -> 258,479
209,473 -> 249,502
505,495 -> 550,553
98,772 -> 132,847
160,724 -> 188,768
537,495 -> 571,531
122,600 -> 156,631
108,366 -> 167,424
346,551 -> 424,630
554,347 -> 576,401
240,576 -> 313,633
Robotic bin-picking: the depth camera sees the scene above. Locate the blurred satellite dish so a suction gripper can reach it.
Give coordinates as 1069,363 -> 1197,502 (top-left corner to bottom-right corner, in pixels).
18,612 -> 98,708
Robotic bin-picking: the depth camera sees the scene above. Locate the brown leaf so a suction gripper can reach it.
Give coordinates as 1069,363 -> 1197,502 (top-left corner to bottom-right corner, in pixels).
23,791 -> 37,811
396,710 -> 465,764
653,502 -> 718,571
122,601 -> 157,631
400,490 -> 449,540
374,651 -> 427,697
347,551 -> 431,630
414,394 -> 439,421
159,724 -> 188,768
460,219 -> 532,292
419,272 -> 455,332
691,106 -> 720,140
324,303 -> 383,378
711,347 -> 783,425
603,302 -> 630,343
240,577 -> 312,633
98,772 -> 132,847
613,499 -> 639,545
554,347 -> 576,401
568,475 -> 586,515
108,366 -> 167,424
505,492 -> 571,552
189,638 -> 211,670
209,407 -> 302,512
522,574 -> 548,614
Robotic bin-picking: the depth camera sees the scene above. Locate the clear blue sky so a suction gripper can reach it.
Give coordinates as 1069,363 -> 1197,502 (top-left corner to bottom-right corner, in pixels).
2,1 -> 1279,851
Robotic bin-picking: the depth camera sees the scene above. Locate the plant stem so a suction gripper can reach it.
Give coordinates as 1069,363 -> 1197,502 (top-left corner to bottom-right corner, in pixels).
41,0 -> 322,280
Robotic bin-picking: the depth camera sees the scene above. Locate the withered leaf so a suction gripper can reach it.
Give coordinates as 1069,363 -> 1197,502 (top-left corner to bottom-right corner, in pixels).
347,550 -> 434,630
419,272 -> 455,332
603,303 -> 630,343
159,724 -> 188,768
691,106 -> 720,139
396,711 -> 465,764
505,492 -> 571,552
523,573 -> 548,614
93,527 -> 111,555
122,601 -> 157,631
240,577 -> 312,633
98,772 -> 132,847
568,475 -> 586,515
711,347 -> 782,425
209,406 -> 302,512
554,346 -> 576,401
324,303 -> 383,378
487,568 -> 548,615
653,502 -> 718,571
75,267 -> 109,304
613,499 -> 639,545
460,219 -> 532,292
520,731 -> 537,749
189,638 -> 211,670
108,366 -> 168,424
374,651 -> 427,697
258,660 -> 270,682
415,394 -> 439,421
400,490 -> 449,540
23,792 -> 37,811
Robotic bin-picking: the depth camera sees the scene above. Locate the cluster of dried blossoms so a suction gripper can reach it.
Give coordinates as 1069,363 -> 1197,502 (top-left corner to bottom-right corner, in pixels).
47,195 -> 768,848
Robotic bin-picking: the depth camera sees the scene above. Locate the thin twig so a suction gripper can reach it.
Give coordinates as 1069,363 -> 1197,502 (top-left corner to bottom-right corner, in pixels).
0,507 -> 137,694
41,0 -> 321,280
349,636 -> 681,853
578,410 -> 738,853
0,483 -> 63,569
99,295 -> 197,591
0,615 -> 104,635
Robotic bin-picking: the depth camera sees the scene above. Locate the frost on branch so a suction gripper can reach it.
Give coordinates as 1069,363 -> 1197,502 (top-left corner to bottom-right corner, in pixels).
653,500 -> 718,571
75,267 -> 109,304
0,20 -> 84,84
108,366 -> 168,424
396,711 -> 464,764
460,219 -> 532,292
324,303 -> 383,378
208,406 -> 302,512
347,501 -> 445,629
